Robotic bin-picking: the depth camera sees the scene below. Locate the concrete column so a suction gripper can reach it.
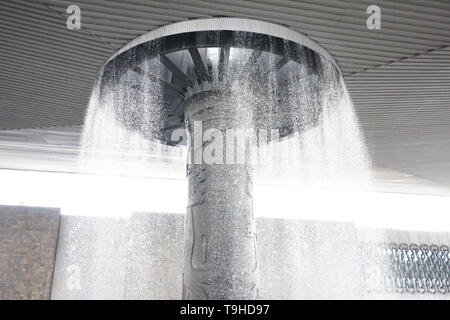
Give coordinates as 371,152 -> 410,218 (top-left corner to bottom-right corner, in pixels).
182,90 -> 258,299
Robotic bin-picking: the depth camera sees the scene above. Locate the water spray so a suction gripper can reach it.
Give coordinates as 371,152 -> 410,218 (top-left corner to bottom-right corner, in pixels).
93,18 -> 342,299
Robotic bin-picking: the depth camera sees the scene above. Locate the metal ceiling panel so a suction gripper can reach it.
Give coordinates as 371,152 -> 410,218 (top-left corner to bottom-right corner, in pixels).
0,0 -> 449,186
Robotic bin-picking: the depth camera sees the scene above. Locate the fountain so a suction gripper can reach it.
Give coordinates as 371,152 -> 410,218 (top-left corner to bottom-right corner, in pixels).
79,18 -> 367,299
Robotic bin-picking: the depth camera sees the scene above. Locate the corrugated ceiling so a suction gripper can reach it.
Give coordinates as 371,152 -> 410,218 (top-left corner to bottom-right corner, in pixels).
0,0 -> 449,186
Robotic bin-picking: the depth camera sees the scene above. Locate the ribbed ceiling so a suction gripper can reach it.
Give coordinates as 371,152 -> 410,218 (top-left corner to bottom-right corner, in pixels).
347,46 -> 450,186
0,0 -> 449,187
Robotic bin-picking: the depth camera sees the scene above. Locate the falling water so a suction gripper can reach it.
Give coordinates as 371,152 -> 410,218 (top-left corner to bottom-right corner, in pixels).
79,59 -> 186,179
252,60 -> 372,189
72,33 -> 380,299
80,44 -> 371,186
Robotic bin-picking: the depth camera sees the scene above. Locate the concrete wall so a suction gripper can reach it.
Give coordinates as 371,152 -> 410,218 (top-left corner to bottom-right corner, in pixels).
50,216 -> 129,299
0,205 -> 60,300
257,219 -> 363,299
125,213 -> 184,299
1,207 -> 447,300
51,213 -> 363,299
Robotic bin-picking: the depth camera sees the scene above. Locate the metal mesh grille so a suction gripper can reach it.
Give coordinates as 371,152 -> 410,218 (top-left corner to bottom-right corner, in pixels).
361,243 -> 450,295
